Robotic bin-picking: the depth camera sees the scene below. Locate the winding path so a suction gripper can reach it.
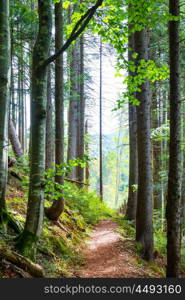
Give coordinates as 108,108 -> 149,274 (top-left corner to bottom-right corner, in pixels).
78,220 -> 150,278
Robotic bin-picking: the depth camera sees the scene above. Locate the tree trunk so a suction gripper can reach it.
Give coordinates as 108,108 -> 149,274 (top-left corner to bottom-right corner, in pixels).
76,35 -> 85,184
9,120 -> 23,159
181,101 -> 185,219
0,0 -> 10,213
85,120 -> 90,183
16,0 -> 52,258
10,25 -> 16,127
99,37 -> 103,201
125,23 -> 138,221
18,48 -> 24,151
67,42 -> 79,179
135,28 -> 154,261
0,247 -> 44,278
166,0 -> 181,278
46,0 -> 65,221
152,84 -> 162,210
115,111 -> 124,207
45,65 -> 54,170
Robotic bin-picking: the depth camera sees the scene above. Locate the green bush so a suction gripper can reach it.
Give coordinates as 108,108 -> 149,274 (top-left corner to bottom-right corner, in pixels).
63,183 -> 115,225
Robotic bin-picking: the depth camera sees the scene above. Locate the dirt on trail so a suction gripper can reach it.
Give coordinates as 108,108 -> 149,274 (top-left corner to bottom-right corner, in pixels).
78,220 -> 159,278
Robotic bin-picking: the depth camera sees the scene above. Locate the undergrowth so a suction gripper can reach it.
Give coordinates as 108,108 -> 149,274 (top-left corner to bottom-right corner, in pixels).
116,215 -> 166,277
62,183 -> 116,225
0,179 -> 115,278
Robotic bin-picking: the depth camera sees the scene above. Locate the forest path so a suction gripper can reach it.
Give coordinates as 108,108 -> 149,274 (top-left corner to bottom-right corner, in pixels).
77,220 -> 152,278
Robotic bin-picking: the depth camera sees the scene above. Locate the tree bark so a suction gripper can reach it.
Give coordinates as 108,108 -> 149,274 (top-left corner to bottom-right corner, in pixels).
16,0 -> 52,258
125,21 -> 138,221
76,35 -> 85,184
45,65 -> 54,170
9,119 -> 23,159
85,120 -> 90,183
67,42 -> 79,179
46,0 -> 65,221
166,0 -> 181,278
18,46 -> 25,152
151,84 -> 162,210
0,247 -> 44,277
135,28 -> 154,261
99,37 -> 103,201
0,0 -> 10,212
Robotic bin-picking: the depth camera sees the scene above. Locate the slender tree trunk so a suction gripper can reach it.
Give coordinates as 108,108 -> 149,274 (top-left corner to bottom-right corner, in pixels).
10,27 -> 16,127
135,28 -> 154,261
125,24 -> 138,221
76,35 -> 85,184
21,66 -> 25,152
0,0 -> 10,213
10,62 -> 16,127
85,120 -> 90,184
16,0 -> 52,258
67,42 -> 79,179
152,84 -> 162,210
9,120 -> 23,159
18,50 -> 24,150
46,0 -> 65,221
181,101 -> 185,219
45,65 -> 54,170
166,0 -> 181,278
115,111 -> 123,207
99,37 -> 103,201
10,8 -> 15,126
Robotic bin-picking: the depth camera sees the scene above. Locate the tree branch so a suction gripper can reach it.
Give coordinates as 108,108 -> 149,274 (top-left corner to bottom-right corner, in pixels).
42,0 -> 103,68
64,178 -> 90,186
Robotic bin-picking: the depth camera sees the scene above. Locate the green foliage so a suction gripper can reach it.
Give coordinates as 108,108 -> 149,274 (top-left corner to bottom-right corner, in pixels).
117,218 -> 135,239
63,183 -> 115,225
63,1 -> 70,9
151,122 -> 169,142
153,210 -> 166,255
44,157 -> 91,201
116,60 -> 169,109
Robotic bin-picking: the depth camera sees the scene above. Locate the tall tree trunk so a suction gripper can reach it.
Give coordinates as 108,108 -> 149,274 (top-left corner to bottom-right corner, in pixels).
125,23 -> 138,221
0,0 -> 10,213
166,0 -> 181,278
18,49 -> 24,151
181,101 -> 185,219
76,35 -> 85,184
115,111 -> 124,207
85,120 -> 90,184
16,0 -> 52,258
99,37 -> 103,201
135,28 -> 154,261
46,0 -> 65,221
21,67 -> 25,153
10,8 -> 15,126
45,65 -> 54,170
10,27 -> 16,127
152,84 -> 162,210
67,42 -> 79,179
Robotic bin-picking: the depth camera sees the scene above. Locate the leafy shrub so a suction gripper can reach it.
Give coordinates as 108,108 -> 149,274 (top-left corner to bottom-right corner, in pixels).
44,160 -> 115,225
63,183 -> 115,225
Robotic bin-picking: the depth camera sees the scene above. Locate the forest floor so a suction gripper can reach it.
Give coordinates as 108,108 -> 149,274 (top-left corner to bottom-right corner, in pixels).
77,220 -> 165,278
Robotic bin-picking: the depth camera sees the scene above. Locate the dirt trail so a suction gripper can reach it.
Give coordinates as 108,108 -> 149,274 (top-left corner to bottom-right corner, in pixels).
78,220 -> 155,278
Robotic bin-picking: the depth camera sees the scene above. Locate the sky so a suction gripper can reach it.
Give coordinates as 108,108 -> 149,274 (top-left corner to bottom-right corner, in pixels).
85,40 -> 127,136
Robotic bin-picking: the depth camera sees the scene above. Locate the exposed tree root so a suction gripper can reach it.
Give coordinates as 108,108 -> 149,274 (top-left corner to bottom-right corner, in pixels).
0,210 -> 22,234
0,247 -> 44,277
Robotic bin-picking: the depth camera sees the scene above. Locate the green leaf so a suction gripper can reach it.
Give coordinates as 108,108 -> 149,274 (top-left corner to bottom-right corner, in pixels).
63,1 -> 70,9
